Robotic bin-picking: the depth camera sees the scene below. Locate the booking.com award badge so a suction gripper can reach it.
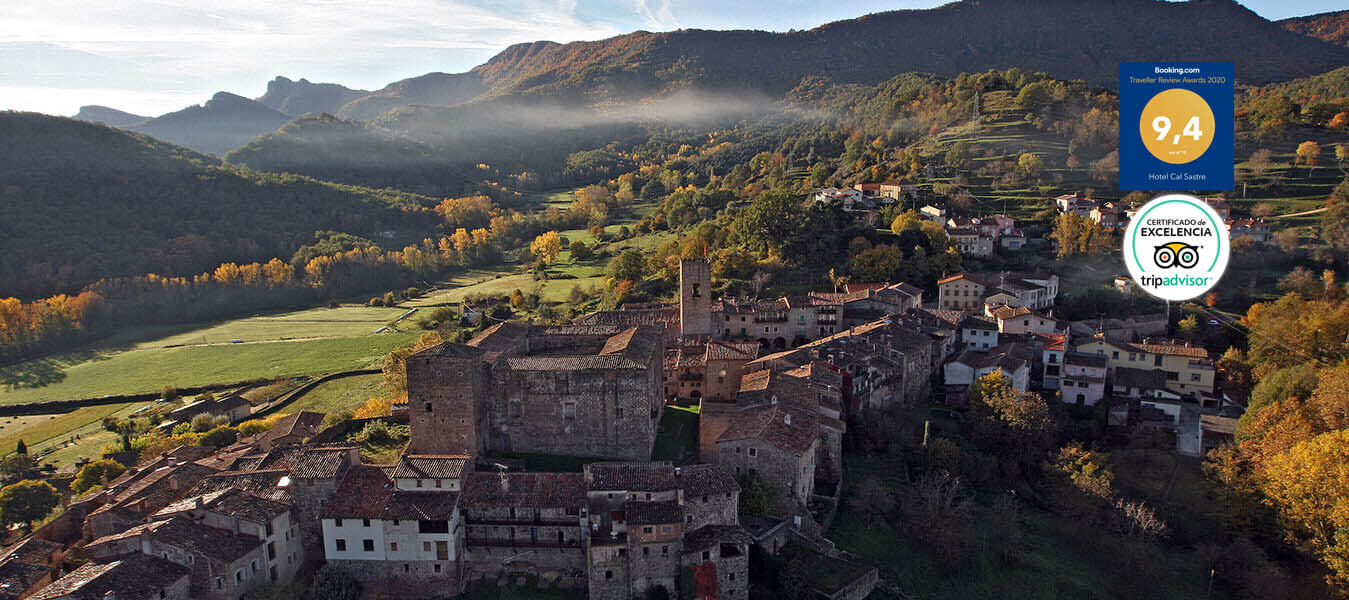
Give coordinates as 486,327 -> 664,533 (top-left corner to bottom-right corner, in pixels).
1119,62 -> 1233,191
1122,194 -> 1230,301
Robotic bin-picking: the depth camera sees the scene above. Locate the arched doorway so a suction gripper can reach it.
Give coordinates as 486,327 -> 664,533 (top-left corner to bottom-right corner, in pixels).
691,390 -> 702,402
773,337 -> 787,349
757,338 -> 771,350
1075,393 -> 1085,405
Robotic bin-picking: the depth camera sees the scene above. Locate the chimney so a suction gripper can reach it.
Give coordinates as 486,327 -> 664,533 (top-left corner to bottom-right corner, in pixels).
168,478 -> 179,491
499,471 -> 509,494
783,413 -> 792,426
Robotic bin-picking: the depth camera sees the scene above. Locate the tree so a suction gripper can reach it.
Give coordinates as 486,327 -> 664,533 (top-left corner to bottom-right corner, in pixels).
307,565 -> 362,600
569,239 -> 593,261
750,271 -> 772,298
890,210 -> 921,234
1178,314 -> 1199,341
530,231 -> 563,264
1251,203 -> 1275,219
968,372 -> 1055,468
849,477 -> 896,527
1017,153 -> 1045,179
0,454 -> 36,477
1051,213 -> 1109,258
737,472 -> 778,517
1296,141 -> 1322,173
14,440 -> 25,456
198,426 -> 239,447
779,557 -> 811,600
606,249 -> 646,287
945,141 -> 972,170
0,480 -> 60,530
72,459 -> 127,494
1260,429 -> 1349,588
1338,143 -> 1349,166
1015,81 -> 1054,110
1248,149 -> 1274,177
509,289 -> 525,309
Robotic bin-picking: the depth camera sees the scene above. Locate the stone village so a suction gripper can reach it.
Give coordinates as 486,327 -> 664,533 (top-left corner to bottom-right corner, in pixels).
0,253 -> 1234,600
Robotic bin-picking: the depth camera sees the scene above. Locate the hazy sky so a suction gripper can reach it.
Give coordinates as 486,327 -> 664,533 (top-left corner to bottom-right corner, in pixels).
1,0 -> 1342,117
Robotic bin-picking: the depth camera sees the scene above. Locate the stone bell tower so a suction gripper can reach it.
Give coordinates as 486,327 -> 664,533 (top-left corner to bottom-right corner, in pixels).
679,258 -> 712,338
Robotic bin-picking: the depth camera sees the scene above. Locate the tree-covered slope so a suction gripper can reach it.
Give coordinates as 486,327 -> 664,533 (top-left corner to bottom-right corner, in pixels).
0,113 -> 437,298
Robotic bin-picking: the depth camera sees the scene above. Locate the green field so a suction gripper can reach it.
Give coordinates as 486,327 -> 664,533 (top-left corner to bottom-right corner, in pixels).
0,333 -> 416,406
283,374 -> 386,415
652,404 -> 700,464
143,305 -> 411,348
0,401 -> 154,470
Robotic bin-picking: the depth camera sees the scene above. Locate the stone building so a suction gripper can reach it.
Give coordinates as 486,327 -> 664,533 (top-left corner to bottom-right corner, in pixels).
459,471 -> 588,575
28,554 -> 191,600
406,323 -> 665,461
583,462 -> 748,600
319,462 -> 465,599
714,401 -> 819,515
85,516 -> 273,600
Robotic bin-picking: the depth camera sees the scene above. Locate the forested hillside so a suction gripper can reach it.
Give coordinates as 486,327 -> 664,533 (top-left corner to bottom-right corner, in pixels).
0,113 -> 437,299
1280,9 -> 1349,47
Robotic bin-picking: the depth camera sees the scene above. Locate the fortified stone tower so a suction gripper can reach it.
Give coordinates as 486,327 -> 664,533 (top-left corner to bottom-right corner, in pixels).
405,344 -> 487,456
679,258 -> 712,337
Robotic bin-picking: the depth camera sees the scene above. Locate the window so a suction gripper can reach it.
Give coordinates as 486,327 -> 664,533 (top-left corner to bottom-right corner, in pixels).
606,571 -> 614,580
236,571 -> 243,583
425,402 -> 433,413
363,539 -> 375,552
615,407 -> 623,420
435,479 -> 442,488
643,547 -> 650,556
362,519 -> 371,527
1112,351 -> 1120,359
265,522 -> 274,536
392,520 -> 400,526
662,545 -> 669,556
424,541 -> 433,552
267,542 -> 276,560
748,448 -> 756,457
336,539 -> 347,552
215,578 -> 223,590
643,526 -> 654,534
692,283 -> 702,299
403,564 -> 410,573
251,560 -> 258,573
1191,373 -> 1201,382
509,400 -> 522,418
703,551 -> 711,560
1155,356 -> 1163,367
563,402 -> 577,419
391,542 -> 398,552
1166,371 -> 1179,381
416,479 -> 423,488
335,518 -> 343,527
662,525 -> 672,535
434,564 -> 442,573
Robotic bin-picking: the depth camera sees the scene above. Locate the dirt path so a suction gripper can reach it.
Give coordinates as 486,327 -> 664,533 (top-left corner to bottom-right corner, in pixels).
1270,207 -> 1327,219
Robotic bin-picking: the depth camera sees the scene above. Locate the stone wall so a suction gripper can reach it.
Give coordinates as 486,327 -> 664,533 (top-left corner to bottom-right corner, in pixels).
484,365 -> 659,461
697,402 -> 738,463
682,491 -> 738,531
327,557 -> 461,600
406,353 -> 488,456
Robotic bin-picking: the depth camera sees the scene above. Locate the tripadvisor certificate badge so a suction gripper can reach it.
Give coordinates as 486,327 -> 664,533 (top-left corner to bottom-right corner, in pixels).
1123,194 -> 1230,301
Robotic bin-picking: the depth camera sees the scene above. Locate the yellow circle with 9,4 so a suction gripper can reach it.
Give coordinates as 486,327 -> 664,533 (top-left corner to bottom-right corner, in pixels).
1138,88 -> 1215,165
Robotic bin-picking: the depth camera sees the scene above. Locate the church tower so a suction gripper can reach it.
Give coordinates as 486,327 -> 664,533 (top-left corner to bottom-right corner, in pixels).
680,258 -> 712,337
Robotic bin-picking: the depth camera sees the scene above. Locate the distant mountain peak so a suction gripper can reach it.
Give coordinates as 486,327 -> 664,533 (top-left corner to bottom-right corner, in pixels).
72,105 -> 148,127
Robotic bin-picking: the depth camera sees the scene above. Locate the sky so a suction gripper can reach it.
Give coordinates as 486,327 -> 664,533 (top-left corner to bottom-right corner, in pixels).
1,0 -> 1343,117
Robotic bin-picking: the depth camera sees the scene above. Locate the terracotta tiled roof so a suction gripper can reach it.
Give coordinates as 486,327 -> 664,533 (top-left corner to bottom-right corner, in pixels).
90,462 -> 218,518
0,560 -> 51,600
1113,367 -> 1168,389
676,464 -> 739,498
460,472 -> 585,510
290,446 -> 354,479
155,487 -> 290,524
704,341 -> 758,362
29,554 -> 189,600
254,411 -> 325,447
1131,339 -> 1210,359
320,466 -> 396,519
681,524 -> 753,554
186,469 -> 292,504
716,402 -> 818,456
0,538 -> 62,566
384,491 -> 459,520
587,462 -> 677,492
393,455 -> 469,480
90,517 -> 262,563
626,501 -> 682,526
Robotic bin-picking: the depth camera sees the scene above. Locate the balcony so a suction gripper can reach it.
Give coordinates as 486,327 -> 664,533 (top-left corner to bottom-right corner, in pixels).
464,517 -> 580,527
465,538 -> 581,550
